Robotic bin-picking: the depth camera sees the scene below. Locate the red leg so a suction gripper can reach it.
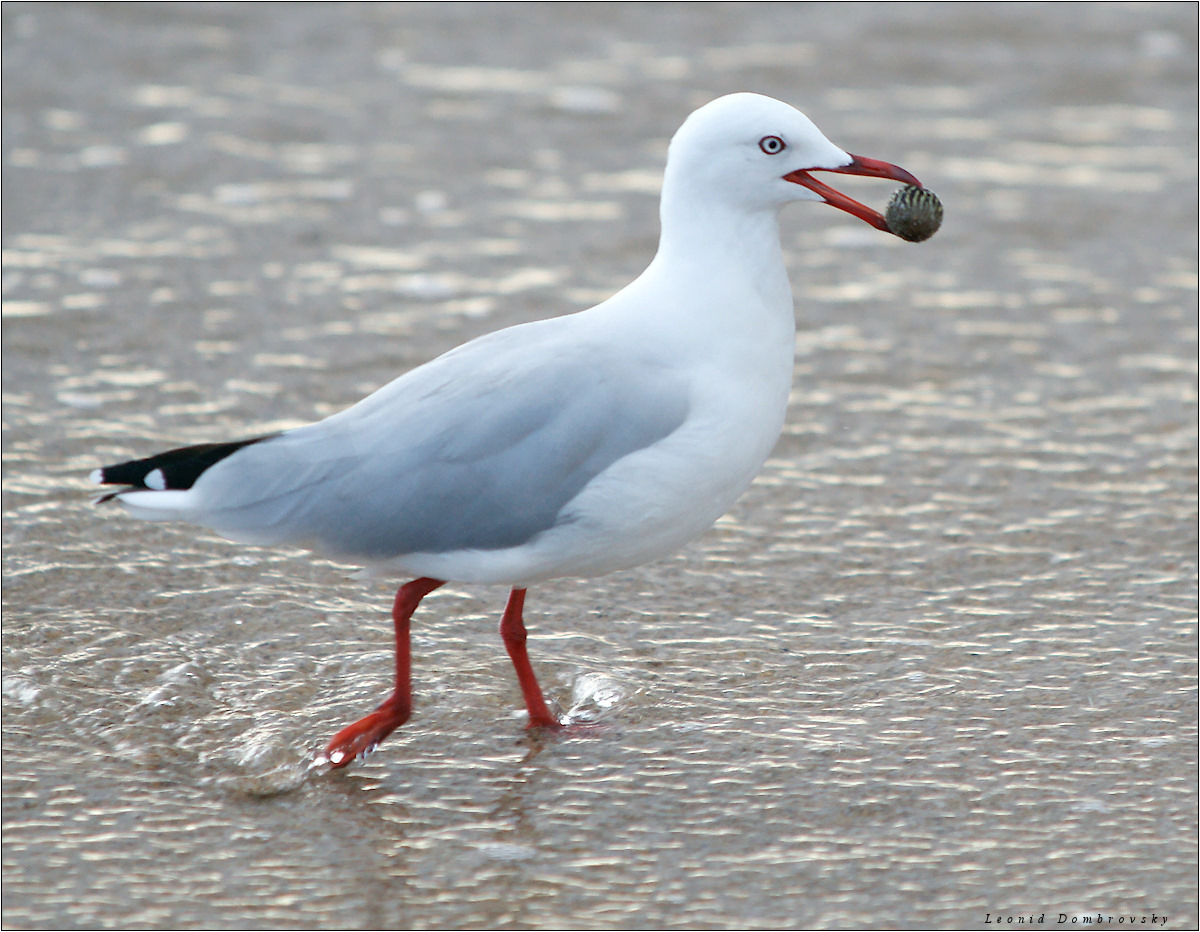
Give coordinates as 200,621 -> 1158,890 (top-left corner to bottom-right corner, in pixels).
500,588 -> 561,729
323,577 -> 444,768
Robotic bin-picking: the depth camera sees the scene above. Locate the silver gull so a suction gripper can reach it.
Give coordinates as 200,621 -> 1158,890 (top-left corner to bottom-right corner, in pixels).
92,92 -> 926,767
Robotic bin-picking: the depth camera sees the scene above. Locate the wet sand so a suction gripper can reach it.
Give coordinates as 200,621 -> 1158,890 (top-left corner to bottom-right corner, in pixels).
3,3 -> 1197,928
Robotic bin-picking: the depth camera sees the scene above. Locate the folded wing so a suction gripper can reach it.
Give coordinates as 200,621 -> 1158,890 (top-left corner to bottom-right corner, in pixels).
97,319 -> 691,562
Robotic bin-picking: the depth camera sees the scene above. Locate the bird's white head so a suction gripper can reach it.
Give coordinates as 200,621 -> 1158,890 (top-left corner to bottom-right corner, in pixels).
663,92 -> 921,232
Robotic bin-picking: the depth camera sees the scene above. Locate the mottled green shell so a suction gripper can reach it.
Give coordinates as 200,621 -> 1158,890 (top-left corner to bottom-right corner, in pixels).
885,185 -> 943,243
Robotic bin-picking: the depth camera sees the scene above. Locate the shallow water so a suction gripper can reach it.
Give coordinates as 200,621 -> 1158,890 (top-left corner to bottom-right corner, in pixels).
2,3 -> 1196,929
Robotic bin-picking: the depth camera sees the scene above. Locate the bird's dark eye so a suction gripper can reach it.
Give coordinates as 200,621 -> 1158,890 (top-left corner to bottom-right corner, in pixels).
758,135 -> 786,155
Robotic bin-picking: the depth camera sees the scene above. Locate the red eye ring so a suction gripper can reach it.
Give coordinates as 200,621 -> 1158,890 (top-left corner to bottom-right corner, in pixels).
759,135 -> 786,155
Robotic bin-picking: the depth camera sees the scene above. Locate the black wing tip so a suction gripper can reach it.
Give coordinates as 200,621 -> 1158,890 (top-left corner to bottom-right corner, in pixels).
90,434 -> 278,493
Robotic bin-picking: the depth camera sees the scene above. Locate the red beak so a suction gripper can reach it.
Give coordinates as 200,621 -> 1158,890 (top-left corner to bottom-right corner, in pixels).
785,154 -> 922,234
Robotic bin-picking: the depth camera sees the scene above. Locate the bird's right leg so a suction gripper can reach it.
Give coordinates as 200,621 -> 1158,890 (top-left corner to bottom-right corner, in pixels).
323,576 -> 444,768
500,587 -> 562,729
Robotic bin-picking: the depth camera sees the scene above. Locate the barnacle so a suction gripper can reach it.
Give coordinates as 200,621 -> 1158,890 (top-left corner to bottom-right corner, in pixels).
885,185 -> 944,243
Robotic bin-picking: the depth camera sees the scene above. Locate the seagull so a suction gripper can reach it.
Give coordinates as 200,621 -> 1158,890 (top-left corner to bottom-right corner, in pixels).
91,92 -> 923,768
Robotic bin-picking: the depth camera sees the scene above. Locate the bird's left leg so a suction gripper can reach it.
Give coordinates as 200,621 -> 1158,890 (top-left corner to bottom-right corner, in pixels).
323,576 -> 444,767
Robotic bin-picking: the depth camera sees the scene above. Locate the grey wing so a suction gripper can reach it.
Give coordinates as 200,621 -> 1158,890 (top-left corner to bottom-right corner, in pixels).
190,340 -> 690,560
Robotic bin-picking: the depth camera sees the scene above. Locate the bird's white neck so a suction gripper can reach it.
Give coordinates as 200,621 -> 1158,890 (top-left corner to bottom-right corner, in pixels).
647,192 -> 794,317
